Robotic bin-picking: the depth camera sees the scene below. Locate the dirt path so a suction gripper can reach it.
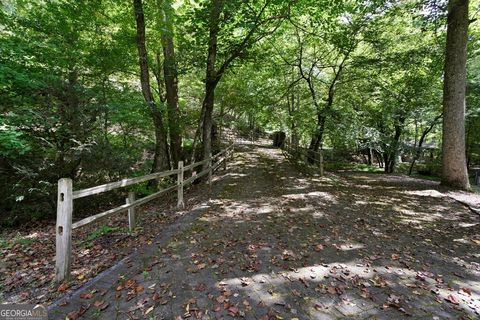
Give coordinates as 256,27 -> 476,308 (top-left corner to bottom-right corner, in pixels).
50,145 -> 480,319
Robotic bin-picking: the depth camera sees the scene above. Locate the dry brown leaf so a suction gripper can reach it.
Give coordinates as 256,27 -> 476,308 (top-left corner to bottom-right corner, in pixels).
57,282 -> 69,292
79,292 -> 93,299
445,294 -> 459,305
459,288 -> 471,296
93,300 -> 104,307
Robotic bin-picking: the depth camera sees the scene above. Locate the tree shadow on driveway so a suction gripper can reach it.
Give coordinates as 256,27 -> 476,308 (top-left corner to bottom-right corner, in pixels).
50,144 -> 480,319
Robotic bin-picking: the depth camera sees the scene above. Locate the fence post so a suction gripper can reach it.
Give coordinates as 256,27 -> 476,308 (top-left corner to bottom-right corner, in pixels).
319,149 -> 324,176
223,151 -> 227,170
127,192 -> 135,232
56,178 -> 73,282
208,153 -> 213,185
177,161 -> 185,208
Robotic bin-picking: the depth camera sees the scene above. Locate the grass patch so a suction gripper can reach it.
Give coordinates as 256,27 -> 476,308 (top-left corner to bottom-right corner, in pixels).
86,225 -> 120,242
15,237 -> 35,247
351,163 -> 384,173
0,238 -> 8,249
0,235 -> 36,249
324,161 -> 383,173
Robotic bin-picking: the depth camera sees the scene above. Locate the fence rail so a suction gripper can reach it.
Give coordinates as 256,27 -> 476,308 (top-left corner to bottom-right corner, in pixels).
282,142 -> 324,176
55,144 -> 235,282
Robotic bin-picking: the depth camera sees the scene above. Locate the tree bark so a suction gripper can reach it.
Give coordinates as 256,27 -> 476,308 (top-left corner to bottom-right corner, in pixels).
158,0 -> 182,165
384,123 -> 403,173
201,0 -> 223,165
367,147 -> 373,166
441,0 -> 470,190
151,110 -> 171,172
408,114 -> 442,175
199,0 -> 277,163
375,150 -> 384,168
133,0 -> 169,174
301,57 -> 345,158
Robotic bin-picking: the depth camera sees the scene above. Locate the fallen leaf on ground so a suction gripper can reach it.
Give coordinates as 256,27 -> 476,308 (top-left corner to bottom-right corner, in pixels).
93,300 -> 104,307
66,304 -> 90,320
145,306 -> 154,315
57,283 -> 69,292
79,292 -> 93,299
459,288 -> 471,296
445,294 -> 459,305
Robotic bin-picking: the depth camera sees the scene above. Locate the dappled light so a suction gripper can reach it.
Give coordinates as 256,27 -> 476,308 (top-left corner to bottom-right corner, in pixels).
41,144 -> 480,319
1,0 -> 479,318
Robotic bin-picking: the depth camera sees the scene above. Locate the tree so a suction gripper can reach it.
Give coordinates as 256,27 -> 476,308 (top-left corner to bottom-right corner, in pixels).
441,0 -> 470,189
132,0 -> 170,173
158,0 -> 182,165
193,0 -> 287,163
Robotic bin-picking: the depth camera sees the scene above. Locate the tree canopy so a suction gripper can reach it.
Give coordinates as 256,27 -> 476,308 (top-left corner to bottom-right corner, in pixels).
1,0 -> 479,224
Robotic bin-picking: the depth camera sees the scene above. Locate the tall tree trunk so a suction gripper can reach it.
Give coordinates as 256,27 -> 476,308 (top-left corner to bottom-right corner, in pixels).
441,0 -> 470,189
367,147 -> 373,166
202,82 -> 217,163
309,113 -> 326,152
197,0 -> 278,164
190,106 -> 206,164
158,0 -> 182,165
305,64 -> 343,159
290,91 -> 299,147
133,0 -> 169,174
387,124 -> 403,173
375,150 -> 384,168
383,120 -> 404,174
408,114 -> 442,175
201,0 -> 223,165
408,130 -> 429,175
383,153 -> 391,173
152,110 -> 171,172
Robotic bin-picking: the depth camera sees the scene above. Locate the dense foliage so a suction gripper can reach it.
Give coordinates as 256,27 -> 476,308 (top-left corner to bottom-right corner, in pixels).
1,0 -> 479,225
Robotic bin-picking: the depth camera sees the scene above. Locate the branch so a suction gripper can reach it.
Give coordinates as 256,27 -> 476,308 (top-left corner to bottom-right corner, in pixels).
215,0 -> 288,81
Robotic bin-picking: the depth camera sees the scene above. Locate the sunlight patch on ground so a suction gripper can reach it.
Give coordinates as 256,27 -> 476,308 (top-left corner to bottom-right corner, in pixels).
338,243 -> 365,251
24,232 -> 40,240
370,200 -> 391,206
287,205 -> 314,213
404,189 -> 444,198
217,262 -> 479,318
402,217 -> 438,225
199,199 -> 284,222
395,207 -> 451,224
453,238 -> 471,244
258,206 -> 275,214
458,222 -> 479,228
227,173 -> 249,178
397,208 -> 424,216
452,279 -> 480,296
355,200 -> 369,205
309,177 -> 333,183
311,212 -> 326,219
281,192 -> 337,203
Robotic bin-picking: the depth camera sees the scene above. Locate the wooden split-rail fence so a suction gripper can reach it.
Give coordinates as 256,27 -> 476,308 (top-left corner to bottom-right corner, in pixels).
282,141 -> 324,176
55,144 -> 234,282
